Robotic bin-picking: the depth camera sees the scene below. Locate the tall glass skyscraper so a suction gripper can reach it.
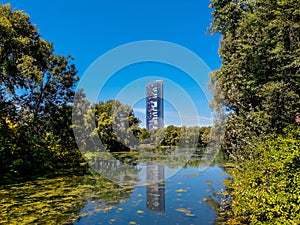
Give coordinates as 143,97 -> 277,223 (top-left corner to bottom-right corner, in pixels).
146,80 -> 164,130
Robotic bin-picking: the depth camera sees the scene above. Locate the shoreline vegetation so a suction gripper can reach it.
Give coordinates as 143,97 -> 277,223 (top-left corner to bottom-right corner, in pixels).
1,1 -> 300,224
217,126 -> 300,224
209,0 -> 300,224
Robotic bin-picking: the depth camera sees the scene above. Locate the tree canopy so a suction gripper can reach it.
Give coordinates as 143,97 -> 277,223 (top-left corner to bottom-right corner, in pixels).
0,4 -> 78,126
209,0 -> 300,151
209,1 -> 300,223
93,100 -> 141,151
0,4 -> 82,180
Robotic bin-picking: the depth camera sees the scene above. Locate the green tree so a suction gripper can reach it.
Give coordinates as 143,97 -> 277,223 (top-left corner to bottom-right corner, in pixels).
0,4 -> 82,179
92,100 -> 141,151
198,126 -> 211,147
209,1 -> 300,223
0,113 -> 20,177
161,125 -> 181,147
137,127 -> 151,144
209,0 -> 300,152
0,4 -> 78,123
149,127 -> 166,147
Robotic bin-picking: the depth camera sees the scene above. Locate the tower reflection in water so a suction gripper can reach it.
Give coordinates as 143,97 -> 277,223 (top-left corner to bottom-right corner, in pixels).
146,162 -> 165,214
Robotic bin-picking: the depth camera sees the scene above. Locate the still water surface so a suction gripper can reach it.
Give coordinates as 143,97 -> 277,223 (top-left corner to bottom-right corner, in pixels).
0,151 -> 229,225
74,165 -> 228,225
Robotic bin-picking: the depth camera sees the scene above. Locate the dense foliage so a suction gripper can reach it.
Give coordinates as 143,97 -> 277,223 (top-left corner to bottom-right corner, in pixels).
140,125 -> 211,148
223,126 -> 300,224
0,4 -> 84,181
161,125 -> 211,148
209,0 -> 300,224
209,0 -> 300,151
82,99 -> 141,152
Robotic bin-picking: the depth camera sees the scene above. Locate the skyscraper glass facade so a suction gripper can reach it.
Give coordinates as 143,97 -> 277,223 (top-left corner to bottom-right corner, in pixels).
146,80 -> 164,130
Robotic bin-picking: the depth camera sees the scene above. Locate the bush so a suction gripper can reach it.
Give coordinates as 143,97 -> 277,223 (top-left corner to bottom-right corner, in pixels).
224,126 -> 300,224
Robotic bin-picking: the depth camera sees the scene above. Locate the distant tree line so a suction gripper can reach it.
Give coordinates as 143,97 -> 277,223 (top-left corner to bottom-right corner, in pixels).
138,125 -> 211,148
73,98 -> 211,151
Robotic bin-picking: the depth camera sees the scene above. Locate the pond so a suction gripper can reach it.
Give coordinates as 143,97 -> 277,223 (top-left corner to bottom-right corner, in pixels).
0,150 -> 230,225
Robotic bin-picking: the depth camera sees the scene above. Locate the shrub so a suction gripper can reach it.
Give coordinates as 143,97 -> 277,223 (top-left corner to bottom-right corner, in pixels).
224,126 -> 300,224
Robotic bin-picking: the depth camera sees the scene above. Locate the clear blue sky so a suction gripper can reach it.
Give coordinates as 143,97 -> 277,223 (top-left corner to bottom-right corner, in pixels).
4,0 -> 221,127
